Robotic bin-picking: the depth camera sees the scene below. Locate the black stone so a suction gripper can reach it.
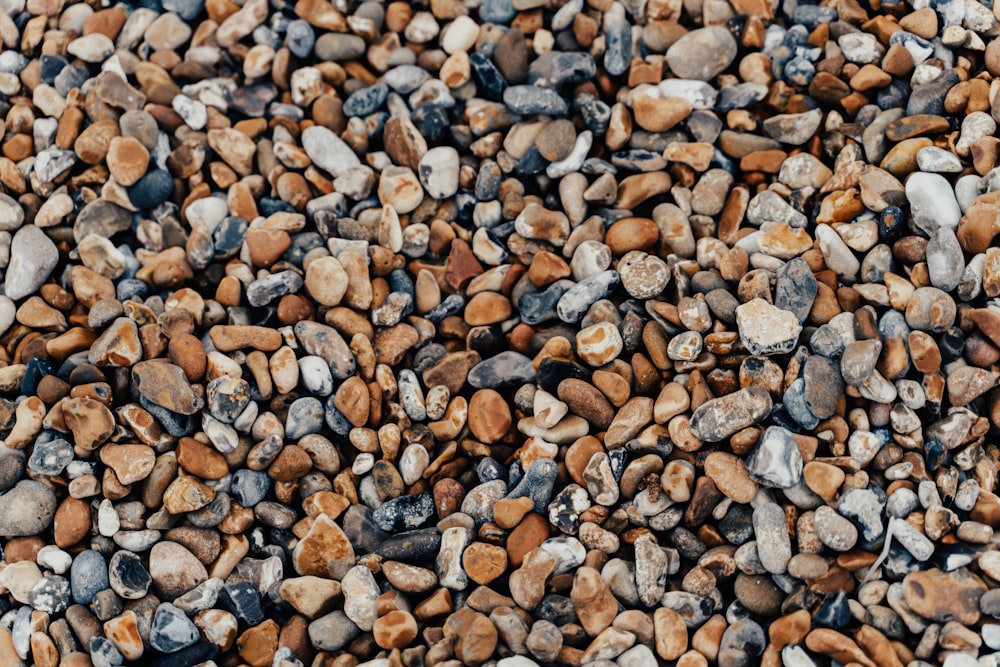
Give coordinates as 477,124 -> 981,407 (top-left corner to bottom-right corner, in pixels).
376,529 -> 442,563
220,580 -> 264,626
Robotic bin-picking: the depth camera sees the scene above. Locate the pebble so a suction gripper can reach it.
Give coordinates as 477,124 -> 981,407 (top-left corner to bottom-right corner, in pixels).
5,226 -> 59,301
735,298 -> 803,356
666,27 -> 738,81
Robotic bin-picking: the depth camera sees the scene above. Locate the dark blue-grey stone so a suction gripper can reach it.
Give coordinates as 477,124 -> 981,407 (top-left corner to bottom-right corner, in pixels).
783,377 -> 821,430
775,258 -> 817,323
375,528 -> 441,563
343,83 -> 388,117
411,105 -> 450,141
537,358 -> 590,395
475,161 -> 502,201
503,85 -> 569,115
71,550 -> 109,605
477,457 -> 505,483
187,492 -> 231,528
39,55 -> 68,84
468,351 -> 534,388
213,217 -> 247,258
719,619 -> 766,663
323,400 -> 352,437
55,65 -> 89,97
149,603 -> 199,653
286,19 -> 315,57
610,149 -> 665,171
28,575 -> 71,613
282,231 -> 325,267
470,53 -> 508,101
117,278 -> 148,301
878,309 -> 910,341
28,435 -> 73,476
479,0 -> 516,23
515,147 -> 548,174
556,270 -> 620,323
718,504 -> 754,546
783,57 -> 815,86
877,79 -> 910,110
0,447 -> 24,494
155,643 -> 220,667
506,458 -> 558,513
536,595 -> 577,625
528,51 -> 597,88
814,592 -> 851,628
808,324 -> 845,359
90,636 -> 124,667
246,270 -> 304,307
907,69 -> 960,116
220,580 -> 264,626
791,4 -> 838,25
938,326 -> 965,364
578,97 -> 611,135
717,83 -> 770,111
229,83 -> 276,118
109,550 -> 151,600
128,169 -> 173,209
162,0 -> 205,20
372,493 -> 435,533
426,294 -> 465,323
140,396 -> 195,437
603,19 -> 631,76
231,469 -> 272,507
22,357 -> 54,396
341,505 -> 390,555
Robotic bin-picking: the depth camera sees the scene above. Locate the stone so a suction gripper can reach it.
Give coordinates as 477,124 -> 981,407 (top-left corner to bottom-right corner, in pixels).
149,541 -> 208,599
5,226 -> 58,301
902,568 -> 987,625
704,452 -> 758,503
666,27 -> 738,81
745,426 -> 803,488
0,481 -> 57,537
690,387 -> 772,442
735,298 -> 802,355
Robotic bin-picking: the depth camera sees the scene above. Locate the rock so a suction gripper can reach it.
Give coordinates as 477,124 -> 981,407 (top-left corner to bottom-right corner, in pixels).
813,506 -> 859,552
735,298 -> 802,355
149,603 -> 199,653
149,541 -> 208,599
704,452 -> 758,503
906,172 -> 961,234
5,226 -> 58,301
132,361 -> 203,414
690,387 -> 772,442
745,426 -> 803,488
0,481 -> 57,537
902,568 -> 987,624
666,27 -> 738,81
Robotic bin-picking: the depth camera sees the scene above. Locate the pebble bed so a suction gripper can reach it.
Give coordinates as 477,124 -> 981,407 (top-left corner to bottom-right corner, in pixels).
5,0 -> 1000,666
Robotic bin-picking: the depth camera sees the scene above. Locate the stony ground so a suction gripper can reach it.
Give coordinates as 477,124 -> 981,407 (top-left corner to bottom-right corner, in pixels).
3,0 -> 1000,666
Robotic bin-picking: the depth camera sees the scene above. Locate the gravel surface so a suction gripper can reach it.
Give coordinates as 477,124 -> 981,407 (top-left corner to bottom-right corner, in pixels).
0,0 -> 1000,666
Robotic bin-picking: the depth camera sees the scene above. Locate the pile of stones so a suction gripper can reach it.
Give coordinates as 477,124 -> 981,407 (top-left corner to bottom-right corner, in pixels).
3,0 -> 1000,666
